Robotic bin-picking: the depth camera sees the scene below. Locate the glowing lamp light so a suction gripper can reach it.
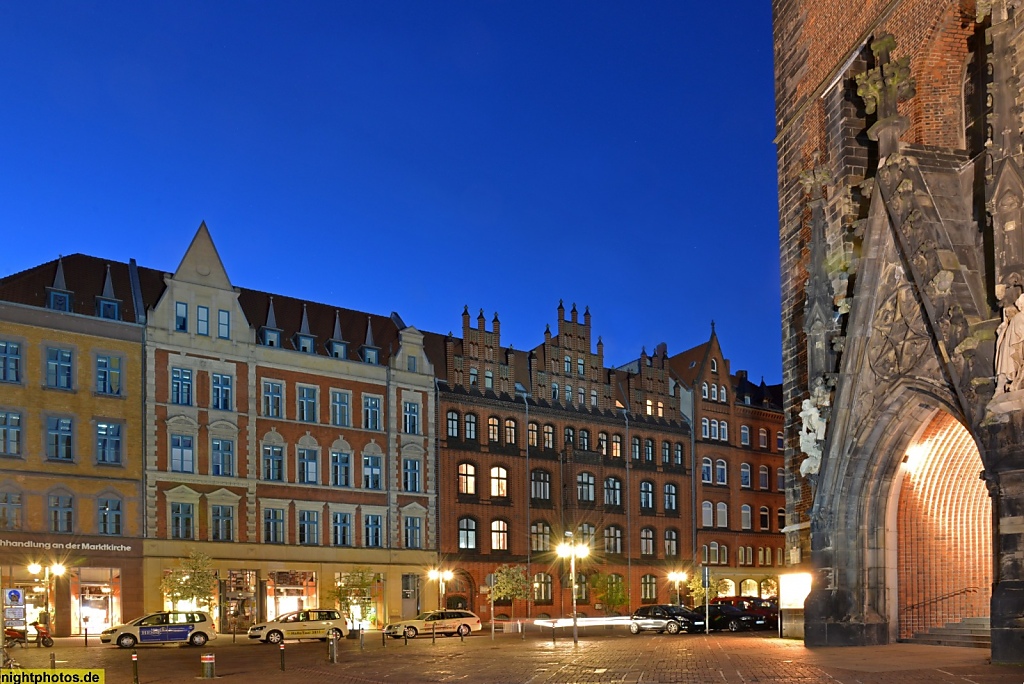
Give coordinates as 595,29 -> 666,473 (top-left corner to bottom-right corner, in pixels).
778,572 -> 813,610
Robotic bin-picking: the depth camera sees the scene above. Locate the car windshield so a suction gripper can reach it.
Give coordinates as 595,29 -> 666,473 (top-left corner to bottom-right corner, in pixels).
413,612 -> 439,621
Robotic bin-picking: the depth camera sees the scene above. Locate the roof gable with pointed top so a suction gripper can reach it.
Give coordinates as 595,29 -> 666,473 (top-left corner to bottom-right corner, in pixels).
171,222 -> 233,289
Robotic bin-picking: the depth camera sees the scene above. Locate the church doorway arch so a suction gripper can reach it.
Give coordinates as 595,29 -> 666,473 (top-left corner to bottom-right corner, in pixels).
890,411 -> 991,640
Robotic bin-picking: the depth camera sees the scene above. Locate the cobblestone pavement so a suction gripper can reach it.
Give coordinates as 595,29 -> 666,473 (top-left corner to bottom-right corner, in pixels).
4,629 -> 1023,683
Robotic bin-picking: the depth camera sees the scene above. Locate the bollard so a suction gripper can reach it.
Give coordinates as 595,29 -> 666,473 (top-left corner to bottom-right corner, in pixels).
431,621 -> 436,645
201,652 -> 216,679
381,629 -> 386,647
279,641 -> 285,671
84,628 -> 88,648
131,649 -> 140,684
328,632 -> 338,664
460,629 -> 464,643
520,620 -> 525,641
358,626 -> 364,651
552,625 -> 556,645
404,629 -> 408,646
50,652 -> 55,669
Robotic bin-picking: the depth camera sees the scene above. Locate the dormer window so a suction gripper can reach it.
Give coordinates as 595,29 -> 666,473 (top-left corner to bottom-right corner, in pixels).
48,290 -> 72,312
362,347 -> 379,365
329,340 -> 347,359
711,359 -> 718,373
296,334 -> 315,354
262,329 -> 281,347
96,298 -> 120,320
744,395 -> 751,405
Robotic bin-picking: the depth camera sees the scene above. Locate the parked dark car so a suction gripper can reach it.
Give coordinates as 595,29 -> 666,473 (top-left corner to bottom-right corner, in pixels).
629,604 -> 705,634
710,597 -> 778,629
705,603 -> 765,631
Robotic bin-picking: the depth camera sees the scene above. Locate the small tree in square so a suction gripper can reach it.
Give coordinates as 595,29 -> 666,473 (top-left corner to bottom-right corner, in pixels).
686,571 -> 730,607
489,564 -> 530,620
589,572 -> 627,616
325,567 -> 377,624
160,550 -> 217,609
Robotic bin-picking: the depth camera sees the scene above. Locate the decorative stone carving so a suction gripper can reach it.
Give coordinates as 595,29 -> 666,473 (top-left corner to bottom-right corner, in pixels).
995,293 -> 1024,393
799,398 -> 826,476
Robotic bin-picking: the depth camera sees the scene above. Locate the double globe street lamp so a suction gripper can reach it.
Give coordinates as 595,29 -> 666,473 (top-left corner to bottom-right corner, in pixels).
556,531 -> 589,646
428,569 -> 453,610
667,571 -> 687,607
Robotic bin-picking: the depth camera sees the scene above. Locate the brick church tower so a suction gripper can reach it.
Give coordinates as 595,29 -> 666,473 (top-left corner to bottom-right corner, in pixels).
775,0 -> 1024,662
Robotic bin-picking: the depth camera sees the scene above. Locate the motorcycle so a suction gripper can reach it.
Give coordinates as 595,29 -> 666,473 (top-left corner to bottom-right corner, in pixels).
5,622 -> 54,648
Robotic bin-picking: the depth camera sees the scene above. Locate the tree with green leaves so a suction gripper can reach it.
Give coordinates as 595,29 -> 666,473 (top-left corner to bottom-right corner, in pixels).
489,564 -> 530,620
759,577 -> 778,598
160,550 -> 217,609
324,567 -> 377,624
588,572 -> 627,616
686,571 -> 730,607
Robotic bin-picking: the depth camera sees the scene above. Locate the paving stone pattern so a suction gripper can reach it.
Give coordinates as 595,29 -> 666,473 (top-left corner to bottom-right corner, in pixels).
3,631 -> 1022,683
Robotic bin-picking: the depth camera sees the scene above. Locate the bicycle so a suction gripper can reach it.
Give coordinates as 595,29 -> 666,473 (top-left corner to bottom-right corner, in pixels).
1,645 -> 22,669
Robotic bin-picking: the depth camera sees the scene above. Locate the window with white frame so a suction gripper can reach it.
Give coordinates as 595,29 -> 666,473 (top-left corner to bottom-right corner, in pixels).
741,504 -> 752,530
170,502 -> 193,539
171,368 -> 192,405
447,411 -> 459,438
458,463 -> 476,495
0,341 -> 22,383
715,459 -> 727,484
777,431 -> 784,450
95,422 -> 122,464
458,517 -> 477,549
365,514 -> 383,547
664,529 -> 679,557
404,516 -> 422,548
701,382 -> 708,399
298,386 -> 317,423
403,458 -> 421,492
263,381 -> 282,418
711,384 -> 718,401
332,512 -> 352,546
760,465 -> 770,489
298,448 -> 318,484
262,445 -> 284,481
603,525 -> 622,553
490,466 -> 508,497
701,457 -> 712,483
639,481 -> 654,510
640,528 -> 655,556
170,434 -> 193,472
298,510 -> 319,545
759,428 -> 768,448
641,573 -> 657,599
210,504 -> 233,541
363,454 -> 382,489
212,374 -> 233,411
741,425 -> 750,445
465,414 -> 477,440
604,477 -> 621,506
701,418 -> 709,439
330,451 -> 350,487
531,469 -> 550,500
330,391 -> 350,426
720,421 -> 728,441
491,519 -> 509,551
740,463 -> 751,488
264,507 -> 284,543
702,501 -> 713,527
761,506 -> 771,530
577,472 -> 595,502
363,395 -> 381,430
716,502 -> 728,528
403,401 -> 420,434
664,483 -> 677,511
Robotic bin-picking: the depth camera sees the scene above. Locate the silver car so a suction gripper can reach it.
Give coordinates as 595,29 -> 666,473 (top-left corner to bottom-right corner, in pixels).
629,604 -> 704,634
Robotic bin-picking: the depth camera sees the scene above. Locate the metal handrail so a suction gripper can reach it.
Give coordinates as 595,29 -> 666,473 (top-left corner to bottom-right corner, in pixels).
902,586 -> 978,613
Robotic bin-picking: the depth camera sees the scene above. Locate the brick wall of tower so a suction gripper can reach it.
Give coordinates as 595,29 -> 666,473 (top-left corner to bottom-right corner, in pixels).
773,0 -> 979,562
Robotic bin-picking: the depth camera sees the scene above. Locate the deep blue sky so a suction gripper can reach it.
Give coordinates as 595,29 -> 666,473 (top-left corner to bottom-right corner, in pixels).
0,2 -> 781,382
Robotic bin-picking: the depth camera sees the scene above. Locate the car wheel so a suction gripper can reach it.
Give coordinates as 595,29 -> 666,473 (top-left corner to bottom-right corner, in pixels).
265,630 -> 284,644
728,620 -> 741,632
328,628 -> 343,641
457,624 -> 470,637
190,632 -> 208,647
629,623 -> 641,634
404,626 -> 418,639
117,633 -> 137,649
666,621 -> 681,635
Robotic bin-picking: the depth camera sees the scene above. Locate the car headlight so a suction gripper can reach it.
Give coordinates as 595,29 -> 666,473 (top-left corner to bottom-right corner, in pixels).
249,625 -> 265,630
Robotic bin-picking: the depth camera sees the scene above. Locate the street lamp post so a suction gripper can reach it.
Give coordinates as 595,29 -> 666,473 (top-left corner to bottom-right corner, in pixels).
556,531 -> 589,646
28,563 -> 65,635
427,569 -> 453,611
667,571 -> 687,607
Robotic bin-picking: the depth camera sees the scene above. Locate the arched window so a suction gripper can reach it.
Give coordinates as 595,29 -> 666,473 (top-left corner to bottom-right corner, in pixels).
711,384 -> 718,401
604,477 -> 622,506
543,425 -> 555,449
740,463 -> 751,488
531,469 -> 550,500
490,467 -> 508,497
611,434 -> 622,457
759,428 -> 768,448
577,358 -> 585,376
578,523 -> 596,546
720,387 -> 727,403
551,383 -> 559,401
469,368 -> 478,386
710,420 -> 719,440
777,467 -> 785,491
665,529 -> 679,557
741,504 -> 752,530
528,422 -> 539,447
778,507 -> 786,530
530,521 -> 551,551
701,382 -> 709,399
710,359 -> 718,373
701,418 -> 710,439
701,501 -> 713,527
720,421 -> 728,442
760,506 -> 771,530
702,545 -> 709,564
644,438 -> 654,461
590,389 -> 598,406
760,465 -> 770,489
715,459 -> 727,484
533,573 -> 552,602
487,417 -> 499,442
564,427 -> 575,445
639,481 -> 654,509
577,472 -> 595,502
458,517 -> 477,549
579,429 -> 590,451
645,399 -> 653,415
740,425 -> 750,446
757,547 -> 765,565
505,419 -> 517,444
719,579 -> 735,596
716,502 -> 728,528
720,545 -> 729,566
446,411 -> 459,438
631,436 -> 641,460
640,528 -> 655,556
458,463 -> 476,495
641,573 -> 657,600
657,401 -> 664,417
575,573 -> 589,601
484,370 -> 493,389
709,541 -> 720,564
664,483 -> 677,511
740,579 -> 757,596
701,457 -> 712,483
674,443 -> 683,465
662,441 -> 670,463
776,431 -> 784,450
598,432 -> 608,455
565,384 -> 572,403
564,355 -> 572,373
465,414 -> 477,441
604,526 -> 623,553
738,546 -> 746,565
491,519 -> 508,551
